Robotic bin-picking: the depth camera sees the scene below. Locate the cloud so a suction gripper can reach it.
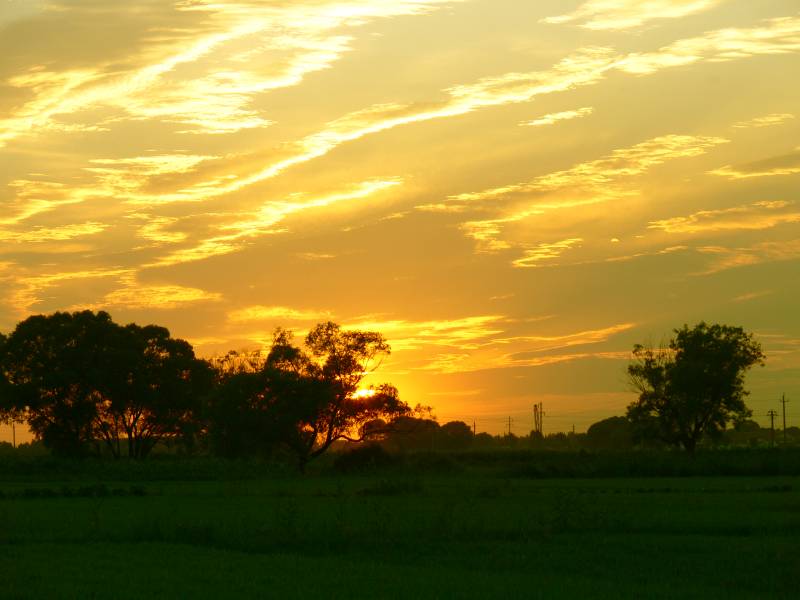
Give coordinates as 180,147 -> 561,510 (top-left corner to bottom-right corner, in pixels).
697,239 -> 800,273
512,238 -> 583,268
542,0 -> 723,31
733,113 -> 795,129
149,178 -> 401,267
615,15 -> 800,74
455,134 -> 727,204
456,134 -> 728,252
0,0 -> 458,144
346,315 -> 507,351
228,305 -> 332,323
649,200 -> 800,233
709,150 -> 800,179
520,107 -> 594,127
415,322 -> 635,373
0,221 -> 107,243
733,290 -> 774,303
8,267 -> 132,316
296,252 -> 336,261
86,276 -> 222,310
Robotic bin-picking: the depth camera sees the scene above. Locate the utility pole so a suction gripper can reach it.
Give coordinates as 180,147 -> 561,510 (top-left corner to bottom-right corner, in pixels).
508,416 -> 512,437
473,419 -> 476,437
780,394 -> 789,444
767,410 -> 778,447
533,402 -> 544,436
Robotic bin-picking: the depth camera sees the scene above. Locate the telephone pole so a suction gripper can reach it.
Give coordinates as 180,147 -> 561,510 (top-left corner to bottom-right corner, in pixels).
473,419 -> 476,437
508,416 -> 512,437
780,394 -> 789,444
767,410 -> 778,447
533,402 -> 544,436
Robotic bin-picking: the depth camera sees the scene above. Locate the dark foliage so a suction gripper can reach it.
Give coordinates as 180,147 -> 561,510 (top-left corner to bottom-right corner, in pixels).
627,322 -> 765,453
0,311 -> 212,458
333,444 -> 398,473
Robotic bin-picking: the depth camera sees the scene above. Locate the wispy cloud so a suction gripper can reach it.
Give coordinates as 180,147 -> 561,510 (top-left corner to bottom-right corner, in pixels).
149,178 -> 402,267
415,322 -> 635,373
649,201 -> 800,233
520,107 -> 594,127
228,305 -> 332,323
615,15 -> 800,74
512,238 -> 583,268
0,0 -> 458,145
733,113 -> 795,129
456,134 -> 727,252
85,275 -> 222,310
733,290 -> 774,303
698,239 -> 800,274
8,267 -> 132,316
542,0 -> 723,31
0,221 -> 107,244
709,150 -> 800,179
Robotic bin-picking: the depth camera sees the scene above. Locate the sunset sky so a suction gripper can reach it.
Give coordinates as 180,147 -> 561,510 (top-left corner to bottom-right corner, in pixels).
1,0 -> 799,441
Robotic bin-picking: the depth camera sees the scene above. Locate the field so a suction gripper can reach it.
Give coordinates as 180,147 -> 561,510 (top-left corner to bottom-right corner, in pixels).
2,454 -> 799,598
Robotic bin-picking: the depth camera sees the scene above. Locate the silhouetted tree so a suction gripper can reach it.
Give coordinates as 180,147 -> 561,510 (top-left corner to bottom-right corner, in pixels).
439,420 -> 473,450
1,311 -> 211,458
627,322 -> 765,453
1,311 -> 115,456
208,324 -> 411,469
95,323 -> 213,458
380,416 -> 440,452
585,416 -> 634,450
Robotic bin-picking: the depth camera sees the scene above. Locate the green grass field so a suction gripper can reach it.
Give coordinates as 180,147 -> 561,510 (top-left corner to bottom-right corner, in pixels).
2,459 -> 799,598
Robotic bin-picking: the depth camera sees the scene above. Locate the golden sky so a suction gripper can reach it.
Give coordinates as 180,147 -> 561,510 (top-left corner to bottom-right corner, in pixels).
1,0 -> 799,440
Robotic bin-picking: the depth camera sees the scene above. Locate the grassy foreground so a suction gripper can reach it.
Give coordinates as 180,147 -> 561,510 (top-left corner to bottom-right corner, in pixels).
1,457 -> 799,599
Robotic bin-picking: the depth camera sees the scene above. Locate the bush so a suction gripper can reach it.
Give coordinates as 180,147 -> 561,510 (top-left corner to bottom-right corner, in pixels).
332,444 -> 398,473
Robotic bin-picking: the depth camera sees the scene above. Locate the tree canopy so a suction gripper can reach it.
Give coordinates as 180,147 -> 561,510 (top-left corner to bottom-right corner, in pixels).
206,322 -> 412,468
0,311 -> 212,458
626,322 -> 765,453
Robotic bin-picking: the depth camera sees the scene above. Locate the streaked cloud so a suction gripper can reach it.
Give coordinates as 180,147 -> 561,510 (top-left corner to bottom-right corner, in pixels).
416,323 -> 635,374
512,238 -> 584,268
615,15 -> 800,75
0,221 -> 107,244
733,113 -> 795,129
542,0 -> 723,31
733,290 -> 774,303
698,239 -> 800,274
709,150 -> 800,179
0,0 -> 458,145
228,305 -> 332,323
150,178 -> 402,267
346,315 -> 507,352
8,268 -> 132,316
521,107 -> 594,127
649,201 -> 800,233
457,134 -> 727,252
88,276 -> 223,310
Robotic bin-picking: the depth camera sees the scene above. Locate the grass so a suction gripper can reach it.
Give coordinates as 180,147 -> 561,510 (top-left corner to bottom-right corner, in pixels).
1,455 -> 799,597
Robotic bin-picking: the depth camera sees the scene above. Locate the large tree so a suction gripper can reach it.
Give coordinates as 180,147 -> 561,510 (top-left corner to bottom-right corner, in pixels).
1,311 -> 211,458
208,323 -> 412,469
626,322 -> 765,453
95,323 -> 214,458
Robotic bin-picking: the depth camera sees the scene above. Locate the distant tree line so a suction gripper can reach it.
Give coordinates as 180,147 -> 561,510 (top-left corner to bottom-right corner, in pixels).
0,313 -> 774,464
